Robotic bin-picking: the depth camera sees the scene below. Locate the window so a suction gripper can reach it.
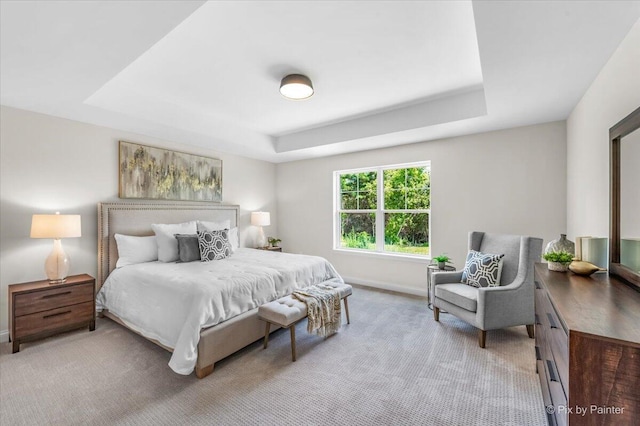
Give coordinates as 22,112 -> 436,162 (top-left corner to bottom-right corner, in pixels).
335,162 -> 430,257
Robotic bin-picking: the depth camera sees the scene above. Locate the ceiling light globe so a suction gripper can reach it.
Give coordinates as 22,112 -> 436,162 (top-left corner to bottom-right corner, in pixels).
280,74 -> 314,100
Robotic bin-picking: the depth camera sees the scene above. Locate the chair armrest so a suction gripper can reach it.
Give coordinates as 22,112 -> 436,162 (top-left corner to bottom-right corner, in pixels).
480,276 -> 523,292
476,276 -> 534,329
433,270 -> 463,286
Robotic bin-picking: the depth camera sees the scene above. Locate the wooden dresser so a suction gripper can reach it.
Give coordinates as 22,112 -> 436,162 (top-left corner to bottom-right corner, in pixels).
8,274 -> 96,353
534,263 -> 640,426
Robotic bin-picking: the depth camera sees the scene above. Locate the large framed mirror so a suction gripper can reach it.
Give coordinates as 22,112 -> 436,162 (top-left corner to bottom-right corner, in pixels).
610,105 -> 640,290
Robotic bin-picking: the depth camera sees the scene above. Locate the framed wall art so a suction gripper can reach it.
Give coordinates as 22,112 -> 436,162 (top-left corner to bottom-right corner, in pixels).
119,141 -> 222,202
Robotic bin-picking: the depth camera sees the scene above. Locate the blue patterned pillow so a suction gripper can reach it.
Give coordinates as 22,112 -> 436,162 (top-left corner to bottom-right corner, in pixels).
197,230 -> 232,261
461,250 -> 505,288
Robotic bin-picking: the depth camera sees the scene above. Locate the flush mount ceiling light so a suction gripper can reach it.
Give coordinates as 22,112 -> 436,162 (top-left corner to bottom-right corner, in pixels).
279,74 -> 314,100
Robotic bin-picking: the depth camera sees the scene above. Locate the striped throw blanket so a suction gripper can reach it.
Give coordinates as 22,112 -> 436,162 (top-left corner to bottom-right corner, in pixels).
292,284 -> 342,337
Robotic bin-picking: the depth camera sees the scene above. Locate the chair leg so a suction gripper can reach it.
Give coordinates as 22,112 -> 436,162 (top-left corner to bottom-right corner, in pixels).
433,306 -> 440,321
478,330 -> 486,348
343,296 -> 350,324
526,324 -> 535,338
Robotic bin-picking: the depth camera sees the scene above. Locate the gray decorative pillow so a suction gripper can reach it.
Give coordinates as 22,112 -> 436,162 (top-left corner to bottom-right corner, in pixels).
175,234 -> 201,262
461,250 -> 505,288
198,229 -> 232,261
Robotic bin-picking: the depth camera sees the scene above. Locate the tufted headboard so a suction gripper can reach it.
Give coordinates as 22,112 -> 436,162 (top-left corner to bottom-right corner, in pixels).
97,202 -> 239,291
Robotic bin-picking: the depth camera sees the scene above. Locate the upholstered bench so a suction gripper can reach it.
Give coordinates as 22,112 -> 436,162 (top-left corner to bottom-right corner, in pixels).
258,282 -> 352,361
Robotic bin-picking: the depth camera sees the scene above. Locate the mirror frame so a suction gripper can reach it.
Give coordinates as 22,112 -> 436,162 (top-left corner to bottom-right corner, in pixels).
610,105 -> 640,290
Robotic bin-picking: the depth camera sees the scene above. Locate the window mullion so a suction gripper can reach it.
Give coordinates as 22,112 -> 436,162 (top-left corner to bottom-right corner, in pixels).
376,169 -> 384,251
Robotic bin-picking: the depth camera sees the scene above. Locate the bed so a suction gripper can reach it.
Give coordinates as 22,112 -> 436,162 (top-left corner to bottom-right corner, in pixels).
96,202 -> 343,378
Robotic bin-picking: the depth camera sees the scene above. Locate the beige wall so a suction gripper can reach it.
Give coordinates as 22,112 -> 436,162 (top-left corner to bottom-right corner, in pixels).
0,106 -> 277,337
276,121 -> 567,295
567,19 -> 640,240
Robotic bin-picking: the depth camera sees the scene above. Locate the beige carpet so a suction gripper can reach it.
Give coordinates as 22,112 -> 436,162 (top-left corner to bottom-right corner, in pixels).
0,286 -> 545,425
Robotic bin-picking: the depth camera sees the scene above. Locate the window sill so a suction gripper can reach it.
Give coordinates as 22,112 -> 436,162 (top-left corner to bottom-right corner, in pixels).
333,248 -> 431,263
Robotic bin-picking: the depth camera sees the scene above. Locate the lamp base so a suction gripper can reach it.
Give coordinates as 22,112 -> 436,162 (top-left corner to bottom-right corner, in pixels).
45,239 -> 70,283
256,226 -> 267,248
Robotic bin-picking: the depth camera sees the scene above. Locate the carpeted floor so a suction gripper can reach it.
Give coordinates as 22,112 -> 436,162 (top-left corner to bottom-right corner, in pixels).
0,286 -> 545,425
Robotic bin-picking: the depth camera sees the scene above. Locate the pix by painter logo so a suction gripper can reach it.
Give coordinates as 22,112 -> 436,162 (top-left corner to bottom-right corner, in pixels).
550,405 -> 625,417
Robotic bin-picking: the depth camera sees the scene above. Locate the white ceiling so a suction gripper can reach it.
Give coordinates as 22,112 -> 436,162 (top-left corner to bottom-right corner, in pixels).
2,1 -> 639,163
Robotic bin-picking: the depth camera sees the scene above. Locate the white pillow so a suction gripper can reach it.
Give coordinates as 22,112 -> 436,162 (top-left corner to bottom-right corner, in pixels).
228,227 -> 239,252
114,234 -> 158,268
197,219 -> 231,232
152,221 -> 197,262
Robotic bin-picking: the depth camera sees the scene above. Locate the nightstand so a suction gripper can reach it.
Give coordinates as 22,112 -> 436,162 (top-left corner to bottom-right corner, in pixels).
8,274 -> 95,353
257,246 -> 282,252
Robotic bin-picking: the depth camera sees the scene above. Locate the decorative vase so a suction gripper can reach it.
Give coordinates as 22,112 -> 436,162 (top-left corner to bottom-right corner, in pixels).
547,261 -> 569,272
545,234 -> 575,255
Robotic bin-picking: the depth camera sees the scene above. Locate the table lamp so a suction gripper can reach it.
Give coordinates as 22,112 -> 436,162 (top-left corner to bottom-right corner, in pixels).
251,211 -> 270,248
30,212 -> 81,283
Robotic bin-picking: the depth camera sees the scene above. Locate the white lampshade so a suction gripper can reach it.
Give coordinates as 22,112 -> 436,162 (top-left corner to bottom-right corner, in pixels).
280,74 -> 314,100
31,214 -> 81,239
251,212 -> 271,227
30,213 -> 81,283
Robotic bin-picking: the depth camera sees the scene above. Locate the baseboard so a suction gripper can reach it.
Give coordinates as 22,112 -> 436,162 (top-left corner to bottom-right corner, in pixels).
0,329 -> 8,343
342,276 -> 427,297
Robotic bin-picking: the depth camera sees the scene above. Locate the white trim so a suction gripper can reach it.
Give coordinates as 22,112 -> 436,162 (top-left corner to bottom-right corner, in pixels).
342,276 -> 427,297
336,161 -> 431,175
333,247 -> 431,263
0,329 -> 9,343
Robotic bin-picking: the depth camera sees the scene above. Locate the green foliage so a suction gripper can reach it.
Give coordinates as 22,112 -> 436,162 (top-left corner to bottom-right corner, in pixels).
543,251 -> 574,264
267,237 -> 281,246
340,172 -> 377,210
383,167 -> 430,210
432,254 -> 452,263
342,230 -> 375,249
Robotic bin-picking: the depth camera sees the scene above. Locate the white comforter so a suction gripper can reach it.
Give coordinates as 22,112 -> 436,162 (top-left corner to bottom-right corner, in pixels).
96,248 -> 343,375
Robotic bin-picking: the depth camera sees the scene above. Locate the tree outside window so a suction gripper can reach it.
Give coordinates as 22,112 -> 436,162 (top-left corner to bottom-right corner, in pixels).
336,163 -> 430,256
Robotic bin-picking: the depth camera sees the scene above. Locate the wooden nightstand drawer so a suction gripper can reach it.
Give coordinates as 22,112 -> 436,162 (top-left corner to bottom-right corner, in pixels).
9,274 -> 96,353
14,301 -> 94,339
14,283 -> 94,317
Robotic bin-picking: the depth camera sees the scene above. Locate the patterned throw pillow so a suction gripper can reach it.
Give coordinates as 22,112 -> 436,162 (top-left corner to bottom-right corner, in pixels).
197,230 -> 232,261
461,250 -> 505,288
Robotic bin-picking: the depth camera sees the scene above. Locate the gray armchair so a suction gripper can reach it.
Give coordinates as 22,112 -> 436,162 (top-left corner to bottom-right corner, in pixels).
432,231 -> 542,348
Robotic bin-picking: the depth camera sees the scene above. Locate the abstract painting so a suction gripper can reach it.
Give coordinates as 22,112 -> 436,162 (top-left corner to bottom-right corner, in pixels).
119,141 -> 222,202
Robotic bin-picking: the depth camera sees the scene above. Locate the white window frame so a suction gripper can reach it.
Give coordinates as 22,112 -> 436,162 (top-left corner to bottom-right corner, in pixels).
333,161 -> 431,259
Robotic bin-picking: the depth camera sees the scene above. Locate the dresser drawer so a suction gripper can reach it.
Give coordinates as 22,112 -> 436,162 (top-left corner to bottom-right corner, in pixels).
14,301 -> 94,338
14,283 -> 94,317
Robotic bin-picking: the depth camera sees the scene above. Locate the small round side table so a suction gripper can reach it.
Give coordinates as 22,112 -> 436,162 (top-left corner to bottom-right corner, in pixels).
427,264 -> 456,310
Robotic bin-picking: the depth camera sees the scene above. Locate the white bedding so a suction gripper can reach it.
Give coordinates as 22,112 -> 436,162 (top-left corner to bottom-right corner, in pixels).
95,248 -> 343,375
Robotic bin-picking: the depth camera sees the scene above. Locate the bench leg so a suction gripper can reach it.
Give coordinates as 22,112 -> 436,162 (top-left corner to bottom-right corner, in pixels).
343,296 -> 350,324
263,321 -> 270,349
290,325 -> 297,362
